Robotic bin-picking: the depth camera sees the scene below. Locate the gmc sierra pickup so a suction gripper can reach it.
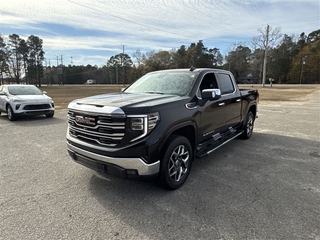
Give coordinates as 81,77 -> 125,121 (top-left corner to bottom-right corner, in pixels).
67,68 -> 258,189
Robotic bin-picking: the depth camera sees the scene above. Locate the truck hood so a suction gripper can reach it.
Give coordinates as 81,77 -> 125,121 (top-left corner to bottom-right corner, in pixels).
68,92 -> 187,114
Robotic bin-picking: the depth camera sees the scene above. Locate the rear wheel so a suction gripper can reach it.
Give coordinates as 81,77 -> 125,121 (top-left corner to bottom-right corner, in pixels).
158,135 -> 193,190
240,111 -> 254,139
7,105 -> 16,121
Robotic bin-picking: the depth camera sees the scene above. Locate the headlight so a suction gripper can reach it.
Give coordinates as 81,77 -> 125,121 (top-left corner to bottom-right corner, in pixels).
129,112 -> 160,142
130,117 -> 144,131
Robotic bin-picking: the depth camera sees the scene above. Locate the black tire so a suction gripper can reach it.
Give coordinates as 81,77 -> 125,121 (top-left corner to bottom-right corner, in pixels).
6,105 -> 16,121
158,135 -> 193,190
240,111 -> 254,139
46,111 -> 54,118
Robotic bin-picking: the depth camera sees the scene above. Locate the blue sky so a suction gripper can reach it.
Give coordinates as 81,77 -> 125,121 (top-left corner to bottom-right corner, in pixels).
1,0 -> 319,67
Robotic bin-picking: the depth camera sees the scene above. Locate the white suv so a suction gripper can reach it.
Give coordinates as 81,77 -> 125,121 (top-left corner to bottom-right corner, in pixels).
0,84 -> 55,121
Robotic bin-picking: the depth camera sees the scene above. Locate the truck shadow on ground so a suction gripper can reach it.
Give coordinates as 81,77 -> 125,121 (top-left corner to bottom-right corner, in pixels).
85,132 -> 320,239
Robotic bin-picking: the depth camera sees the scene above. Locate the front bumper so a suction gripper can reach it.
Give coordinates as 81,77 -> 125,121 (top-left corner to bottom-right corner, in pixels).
67,142 -> 160,180
11,101 -> 54,113
18,109 -> 54,116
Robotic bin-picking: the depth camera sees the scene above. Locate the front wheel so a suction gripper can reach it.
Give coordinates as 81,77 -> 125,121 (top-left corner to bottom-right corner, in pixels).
240,111 -> 254,139
7,105 -> 16,121
158,135 -> 193,190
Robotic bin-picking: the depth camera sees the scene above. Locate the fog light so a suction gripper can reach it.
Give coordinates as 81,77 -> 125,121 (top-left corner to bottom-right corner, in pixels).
126,169 -> 138,175
68,150 -> 77,160
16,104 -> 21,110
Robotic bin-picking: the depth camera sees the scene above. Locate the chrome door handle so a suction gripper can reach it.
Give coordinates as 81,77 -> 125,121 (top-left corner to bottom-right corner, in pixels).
236,99 -> 241,102
219,102 -> 225,106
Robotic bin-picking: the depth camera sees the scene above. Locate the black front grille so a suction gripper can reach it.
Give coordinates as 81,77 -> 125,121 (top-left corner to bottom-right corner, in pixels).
24,104 -> 51,110
68,111 -> 126,147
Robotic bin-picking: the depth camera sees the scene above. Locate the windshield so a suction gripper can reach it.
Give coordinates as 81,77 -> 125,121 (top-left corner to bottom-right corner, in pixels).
125,71 -> 197,96
8,86 -> 43,95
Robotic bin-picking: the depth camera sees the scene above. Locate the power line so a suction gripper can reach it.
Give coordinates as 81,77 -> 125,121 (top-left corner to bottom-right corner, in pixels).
67,0 -> 318,49
68,0 -> 192,39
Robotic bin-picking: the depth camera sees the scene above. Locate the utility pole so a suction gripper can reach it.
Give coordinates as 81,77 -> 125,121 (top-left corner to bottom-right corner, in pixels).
56,55 -> 63,85
48,59 -> 51,85
262,24 -> 269,87
122,45 -> 125,85
116,65 -> 118,85
60,55 -> 63,85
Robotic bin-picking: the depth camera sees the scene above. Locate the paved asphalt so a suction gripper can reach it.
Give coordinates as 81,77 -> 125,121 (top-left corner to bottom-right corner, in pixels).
0,89 -> 319,240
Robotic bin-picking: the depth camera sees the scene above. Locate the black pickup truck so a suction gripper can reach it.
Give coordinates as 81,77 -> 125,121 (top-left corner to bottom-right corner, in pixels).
67,68 -> 258,189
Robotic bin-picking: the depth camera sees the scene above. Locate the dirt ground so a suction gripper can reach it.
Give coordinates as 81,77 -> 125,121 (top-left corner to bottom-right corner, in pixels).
39,84 -> 320,110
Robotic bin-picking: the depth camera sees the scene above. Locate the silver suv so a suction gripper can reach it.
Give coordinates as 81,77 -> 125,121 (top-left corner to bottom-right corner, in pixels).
0,84 -> 55,121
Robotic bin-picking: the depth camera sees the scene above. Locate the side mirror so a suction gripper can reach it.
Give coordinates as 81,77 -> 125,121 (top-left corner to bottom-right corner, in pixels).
43,91 -> 47,94
0,91 -> 6,96
202,89 -> 221,100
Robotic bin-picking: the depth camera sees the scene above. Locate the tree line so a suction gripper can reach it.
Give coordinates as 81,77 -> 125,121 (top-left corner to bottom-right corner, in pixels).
0,34 -> 45,86
1,28 -> 319,86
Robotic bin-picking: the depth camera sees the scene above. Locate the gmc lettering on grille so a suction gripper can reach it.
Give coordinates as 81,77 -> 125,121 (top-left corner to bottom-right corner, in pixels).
75,116 -> 96,126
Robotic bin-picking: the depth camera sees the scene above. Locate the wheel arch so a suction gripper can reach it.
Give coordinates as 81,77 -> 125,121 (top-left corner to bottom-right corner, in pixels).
239,103 -> 257,130
248,104 -> 257,119
158,121 -> 197,159
5,102 -> 12,112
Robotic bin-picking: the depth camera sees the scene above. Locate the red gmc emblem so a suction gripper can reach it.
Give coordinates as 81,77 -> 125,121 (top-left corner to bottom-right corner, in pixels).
75,115 -> 96,126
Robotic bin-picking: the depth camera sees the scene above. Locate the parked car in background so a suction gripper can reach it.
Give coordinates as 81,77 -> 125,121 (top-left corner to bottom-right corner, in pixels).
0,84 -> 55,121
85,79 -> 96,85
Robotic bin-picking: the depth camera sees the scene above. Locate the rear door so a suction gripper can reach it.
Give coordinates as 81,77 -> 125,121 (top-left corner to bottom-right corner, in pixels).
215,73 -> 242,129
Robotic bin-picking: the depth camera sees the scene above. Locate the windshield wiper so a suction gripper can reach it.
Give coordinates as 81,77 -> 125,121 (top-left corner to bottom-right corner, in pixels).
146,91 -> 164,94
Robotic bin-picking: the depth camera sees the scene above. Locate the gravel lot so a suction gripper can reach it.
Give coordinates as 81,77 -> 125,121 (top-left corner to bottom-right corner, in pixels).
0,88 -> 319,239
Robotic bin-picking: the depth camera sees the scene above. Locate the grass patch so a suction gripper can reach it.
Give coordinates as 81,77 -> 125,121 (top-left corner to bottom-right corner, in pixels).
40,85 -> 123,109
241,85 -> 318,102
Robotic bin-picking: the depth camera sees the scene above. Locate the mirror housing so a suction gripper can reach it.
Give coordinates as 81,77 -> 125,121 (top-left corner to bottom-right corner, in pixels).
198,89 -> 221,106
0,91 -> 6,96
202,89 -> 221,100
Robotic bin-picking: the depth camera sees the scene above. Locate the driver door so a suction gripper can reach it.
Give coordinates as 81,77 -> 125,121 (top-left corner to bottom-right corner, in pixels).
198,73 -> 226,142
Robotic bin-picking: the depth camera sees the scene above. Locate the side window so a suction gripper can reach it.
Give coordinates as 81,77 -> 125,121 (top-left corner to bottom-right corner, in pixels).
216,73 -> 235,94
199,73 -> 218,91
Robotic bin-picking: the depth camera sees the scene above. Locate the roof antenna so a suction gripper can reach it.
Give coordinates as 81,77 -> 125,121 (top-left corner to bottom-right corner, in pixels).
189,66 -> 196,71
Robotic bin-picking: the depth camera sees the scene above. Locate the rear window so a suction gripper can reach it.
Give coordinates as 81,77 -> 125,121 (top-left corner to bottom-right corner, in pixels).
216,73 -> 235,94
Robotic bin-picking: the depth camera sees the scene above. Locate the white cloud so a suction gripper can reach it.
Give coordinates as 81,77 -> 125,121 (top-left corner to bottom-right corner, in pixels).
1,0 -> 319,65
